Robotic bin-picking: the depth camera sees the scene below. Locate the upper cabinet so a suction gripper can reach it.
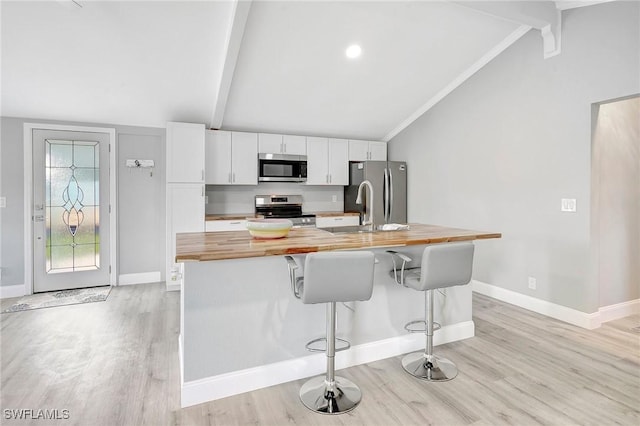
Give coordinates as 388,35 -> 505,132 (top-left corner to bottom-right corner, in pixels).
206,130 -> 257,185
348,140 -> 387,161
306,137 -> 348,185
283,135 -> 307,155
258,133 -> 306,155
166,122 -> 205,183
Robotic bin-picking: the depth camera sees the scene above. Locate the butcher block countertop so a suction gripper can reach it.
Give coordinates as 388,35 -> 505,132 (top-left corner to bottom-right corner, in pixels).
175,223 -> 501,262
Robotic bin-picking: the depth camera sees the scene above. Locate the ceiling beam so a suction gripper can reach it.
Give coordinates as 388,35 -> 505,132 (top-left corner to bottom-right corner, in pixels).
383,24 -> 531,142
210,0 -> 252,129
454,1 -> 562,58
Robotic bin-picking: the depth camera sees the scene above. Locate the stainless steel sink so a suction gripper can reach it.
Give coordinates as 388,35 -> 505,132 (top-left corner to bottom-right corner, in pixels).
322,225 -> 374,235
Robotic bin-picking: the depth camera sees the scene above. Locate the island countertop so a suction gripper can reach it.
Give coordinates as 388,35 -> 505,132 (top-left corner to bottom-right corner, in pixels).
175,223 -> 501,262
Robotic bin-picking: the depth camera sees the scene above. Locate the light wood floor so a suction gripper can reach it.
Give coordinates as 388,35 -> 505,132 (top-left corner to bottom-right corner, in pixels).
1,283 -> 638,426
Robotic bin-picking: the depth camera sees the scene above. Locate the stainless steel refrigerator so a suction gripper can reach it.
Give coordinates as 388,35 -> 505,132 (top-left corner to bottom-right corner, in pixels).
344,161 -> 407,225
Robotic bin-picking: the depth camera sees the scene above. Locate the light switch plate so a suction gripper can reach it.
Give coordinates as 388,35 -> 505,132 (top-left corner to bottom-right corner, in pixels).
0,197 -> 6,208
561,198 -> 576,212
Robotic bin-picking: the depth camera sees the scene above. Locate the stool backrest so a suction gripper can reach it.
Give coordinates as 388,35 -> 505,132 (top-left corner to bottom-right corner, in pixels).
416,243 -> 475,291
302,251 -> 375,304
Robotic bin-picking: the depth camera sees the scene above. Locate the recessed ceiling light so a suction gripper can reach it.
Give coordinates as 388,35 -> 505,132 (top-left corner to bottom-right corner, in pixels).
345,44 -> 362,59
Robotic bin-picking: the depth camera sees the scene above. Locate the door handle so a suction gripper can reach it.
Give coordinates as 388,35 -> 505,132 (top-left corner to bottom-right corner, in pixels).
383,168 -> 389,222
389,169 -> 394,220
33,215 -> 44,222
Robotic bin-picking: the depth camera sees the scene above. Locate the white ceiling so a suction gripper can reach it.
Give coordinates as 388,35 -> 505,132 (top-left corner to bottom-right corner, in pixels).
0,1 -> 608,140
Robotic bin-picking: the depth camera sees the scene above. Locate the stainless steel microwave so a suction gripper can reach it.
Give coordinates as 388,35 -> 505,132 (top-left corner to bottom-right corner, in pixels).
258,153 -> 307,182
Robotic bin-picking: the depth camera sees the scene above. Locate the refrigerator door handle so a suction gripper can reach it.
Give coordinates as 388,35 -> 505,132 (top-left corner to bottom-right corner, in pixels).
383,168 -> 389,222
389,168 -> 394,221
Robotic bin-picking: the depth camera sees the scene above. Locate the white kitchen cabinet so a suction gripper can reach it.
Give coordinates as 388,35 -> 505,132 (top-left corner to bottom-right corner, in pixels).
258,133 -> 282,154
166,183 -> 204,290
348,140 -> 387,161
205,219 -> 248,232
315,215 -> 360,228
306,137 -> 348,185
166,122 -> 205,183
258,133 -> 306,155
283,135 -> 306,155
368,141 -> 387,161
206,130 -> 257,185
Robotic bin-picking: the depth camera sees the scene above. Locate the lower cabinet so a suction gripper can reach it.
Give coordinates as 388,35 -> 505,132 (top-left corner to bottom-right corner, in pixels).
166,183 -> 204,290
315,215 -> 360,228
205,220 -> 248,232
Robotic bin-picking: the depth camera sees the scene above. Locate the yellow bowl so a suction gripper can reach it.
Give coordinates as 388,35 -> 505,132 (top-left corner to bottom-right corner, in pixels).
246,219 -> 293,239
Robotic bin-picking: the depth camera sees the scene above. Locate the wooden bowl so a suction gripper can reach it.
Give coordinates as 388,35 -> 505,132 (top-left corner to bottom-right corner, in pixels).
246,218 -> 293,239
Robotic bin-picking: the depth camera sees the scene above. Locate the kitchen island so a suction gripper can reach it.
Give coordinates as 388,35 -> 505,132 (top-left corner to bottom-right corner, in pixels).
176,224 -> 501,407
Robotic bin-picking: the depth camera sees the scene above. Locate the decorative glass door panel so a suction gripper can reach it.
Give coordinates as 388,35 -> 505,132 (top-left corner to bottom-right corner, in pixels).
45,139 -> 100,273
33,129 -> 110,293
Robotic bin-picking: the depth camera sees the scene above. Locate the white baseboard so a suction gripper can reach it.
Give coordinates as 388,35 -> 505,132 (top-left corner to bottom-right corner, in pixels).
166,281 -> 181,292
0,284 -> 26,299
118,271 -> 162,286
472,280 -> 601,329
598,299 -> 640,323
472,280 -> 640,330
180,320 -> 474,408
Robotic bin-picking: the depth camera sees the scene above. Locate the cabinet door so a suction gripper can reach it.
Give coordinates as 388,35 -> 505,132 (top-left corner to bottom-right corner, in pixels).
205,130 -> 232,184
348,140 -> 370,161
328,138 -> 349,185
316,215 -> 360,228
167,122 -> 205,183
205,220 -> 248,232
258,133 -> 283,154
166,183 -> 204,285
306,136 -> 329,185
283,135 -> 307,155
369,141 -> 387,161
231,132 -> 258,185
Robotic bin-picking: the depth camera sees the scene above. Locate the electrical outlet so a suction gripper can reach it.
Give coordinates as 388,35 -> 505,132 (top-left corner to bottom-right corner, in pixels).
205,196 -> 209,204
561,198 -> 577,212
332,195 -> 337,202
528,276 -> 537,290
0,197 -> 6,208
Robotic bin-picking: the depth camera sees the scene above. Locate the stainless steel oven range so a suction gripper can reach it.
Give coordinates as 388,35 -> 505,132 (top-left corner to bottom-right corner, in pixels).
254,195 -> 316,228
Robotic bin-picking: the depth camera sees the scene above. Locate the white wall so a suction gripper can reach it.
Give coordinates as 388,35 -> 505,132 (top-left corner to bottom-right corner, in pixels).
388,2 -> 640,313
0,117 -> 166,289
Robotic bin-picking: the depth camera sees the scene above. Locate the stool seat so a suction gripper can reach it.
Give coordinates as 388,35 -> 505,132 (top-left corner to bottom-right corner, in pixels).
286,251 -> 375,414
388,242 -> 475,382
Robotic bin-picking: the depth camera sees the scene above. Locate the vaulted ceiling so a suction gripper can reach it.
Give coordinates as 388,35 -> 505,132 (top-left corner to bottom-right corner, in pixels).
0,1 -> 612,141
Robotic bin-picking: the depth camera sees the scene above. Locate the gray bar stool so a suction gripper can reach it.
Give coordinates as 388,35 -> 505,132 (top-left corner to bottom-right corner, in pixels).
388,243 -> 475,381
285,251 -> 375,415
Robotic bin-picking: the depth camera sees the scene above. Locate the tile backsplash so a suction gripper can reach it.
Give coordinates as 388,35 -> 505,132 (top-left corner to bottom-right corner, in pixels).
205,183 -> 344,214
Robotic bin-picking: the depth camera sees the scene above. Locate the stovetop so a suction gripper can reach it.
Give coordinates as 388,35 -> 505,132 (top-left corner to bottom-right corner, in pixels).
255,195 -> 316,227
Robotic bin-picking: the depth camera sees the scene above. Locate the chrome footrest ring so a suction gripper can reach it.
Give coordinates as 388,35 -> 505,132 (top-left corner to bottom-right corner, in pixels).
305,337 -> 351,353
404,320 -> 441,333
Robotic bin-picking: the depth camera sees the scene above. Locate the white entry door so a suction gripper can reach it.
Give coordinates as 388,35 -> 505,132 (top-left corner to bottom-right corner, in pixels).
32,129 -> 111,293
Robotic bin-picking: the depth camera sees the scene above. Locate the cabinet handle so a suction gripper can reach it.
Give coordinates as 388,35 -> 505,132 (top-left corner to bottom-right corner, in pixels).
329,174 -> 332,183
228,172 -> 231,183
201,170 -> 204,181
335,217 -> 343,221
202,186 -> 204,196
283,143 -> 286,153
230,221 -> 241,225
233,172 -> 236,183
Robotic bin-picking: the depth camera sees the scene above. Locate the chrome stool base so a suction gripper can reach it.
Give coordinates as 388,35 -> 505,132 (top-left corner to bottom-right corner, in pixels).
299,375 -> 362,414
402,351 -> 458,381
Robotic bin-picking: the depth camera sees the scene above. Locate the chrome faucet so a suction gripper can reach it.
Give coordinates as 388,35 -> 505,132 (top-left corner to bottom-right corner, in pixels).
356,180 -> 374,230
